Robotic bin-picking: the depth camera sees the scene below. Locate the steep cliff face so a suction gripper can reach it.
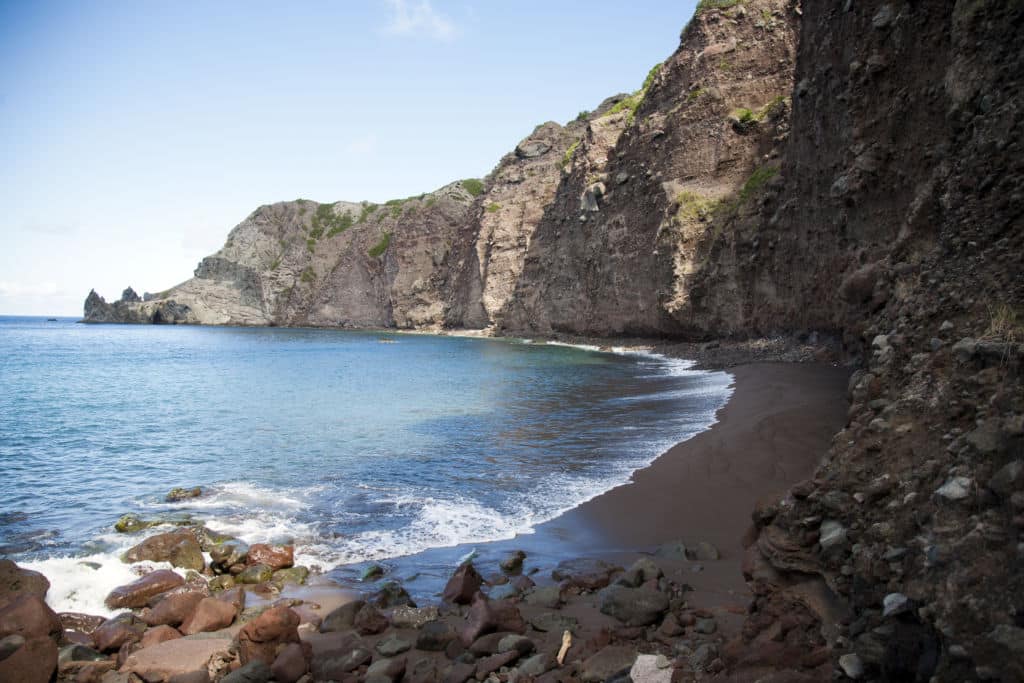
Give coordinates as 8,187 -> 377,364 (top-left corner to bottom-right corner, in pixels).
498,0 -> 799,336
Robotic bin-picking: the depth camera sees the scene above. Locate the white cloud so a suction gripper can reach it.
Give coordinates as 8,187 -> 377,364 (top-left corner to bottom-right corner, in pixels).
345,133 -> 379,157
382,0 -> 457,41
0,281 -> 66,298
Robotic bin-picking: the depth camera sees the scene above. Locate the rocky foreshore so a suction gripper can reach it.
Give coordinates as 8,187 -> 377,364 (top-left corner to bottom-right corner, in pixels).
1,521 -> 754,683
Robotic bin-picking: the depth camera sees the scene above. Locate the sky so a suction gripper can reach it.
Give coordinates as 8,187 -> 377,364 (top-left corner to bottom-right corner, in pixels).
0,0 -> 698,316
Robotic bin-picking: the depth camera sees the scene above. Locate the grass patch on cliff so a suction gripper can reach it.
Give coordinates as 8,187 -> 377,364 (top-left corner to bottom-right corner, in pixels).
368,232 -> 391,258
461,179 -> 484,197
270,257 -> 281,271
600,62 -> 662,126
310,203 -> 354,239
982,304 -> 1024,343
697,0 -> 744,11
562,140 -> 580,169
486,202 -> 501,213
739,166 -> 778,204
300,267 -> 315,284
357,203 -> 378,224
675,191 -> 723,223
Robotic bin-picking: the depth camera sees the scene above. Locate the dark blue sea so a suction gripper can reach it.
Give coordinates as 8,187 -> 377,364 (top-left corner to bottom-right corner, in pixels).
0,316 -> 732,614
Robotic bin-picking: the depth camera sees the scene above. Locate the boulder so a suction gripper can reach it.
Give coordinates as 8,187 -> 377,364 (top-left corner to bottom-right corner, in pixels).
92,614 -> 145,652
376,633 -> 413,657
353,603 -> 389,634
236,564 -> 273,584
598,585 -> 669,626
139,624 -> 182,648
630,654 -> 672,683
552,558 -> 621,591
990,460 -> 1024,497
58,612 -> 105,634
416,620 -> 457,651
271,642 -> 309,683
475,650 -> 519,678
320,599 -> 365,633
179,597 -> 236,635
311,646 -> 372,679
247,544 -> 293,571
515,140 -> 552,159
529,612 -> 578,633
166,486 -> 202,502
0,560 -> 50,602
0,594 -> 61,640
581,645 -> 636,683
141,591 -> 205,627
499,550 -> 526,574
120,637 -> 233,681
237,605 -> 301,666
442,562 -> 482,604
0,635 -> 57,683
105,569 -> 185,609
366,655 -> 407,681
460,594 -> 526,645
210,540 -> 249,570
370,580 -> 416,608
272,566 -> 309,586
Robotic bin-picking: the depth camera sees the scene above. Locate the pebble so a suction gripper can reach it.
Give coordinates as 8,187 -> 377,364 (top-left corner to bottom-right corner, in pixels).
882,592 -> 911,618
839,653 -> 865,679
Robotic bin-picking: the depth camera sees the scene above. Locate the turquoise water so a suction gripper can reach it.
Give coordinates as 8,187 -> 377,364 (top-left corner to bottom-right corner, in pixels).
0,316 -> 732,612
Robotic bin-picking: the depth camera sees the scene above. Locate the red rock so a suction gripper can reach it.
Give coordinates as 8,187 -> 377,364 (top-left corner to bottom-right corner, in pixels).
59,612 -> 106,634
92,615 -> 145,653
123,529 -> 196,563
271,642 -> 310,683
0,560 -> 50,604
0,636 -> 58,683
140,624 -> 182,648
141,591 -> 205,627
215,586 -> 246,612
460,594 -> 526,646
442,562 -> 483,604
72,660 -> 116,683
476,650 -> 520,678
105,569 -> 185,610
120,637 -> 232,681
237,605 -> 300,666
247,543 -> 294,570
179,597 -> 236,635
0,594 -> 62,640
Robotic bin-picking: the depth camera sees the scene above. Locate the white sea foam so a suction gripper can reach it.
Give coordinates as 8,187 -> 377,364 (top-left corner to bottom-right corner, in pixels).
544,341 -> 603,352
21,553 -> 184,618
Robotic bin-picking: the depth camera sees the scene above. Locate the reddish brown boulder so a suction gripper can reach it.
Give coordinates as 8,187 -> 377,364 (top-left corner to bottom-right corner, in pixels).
123,530 -> 196,562
442,562 -> 482,604
179,597 -> 236,635
0,594 -> 62,640
271,642 -> 311,683
0,635 -> 58,683
0,560 -> 50,603
237,605 -> 301,666
215,586 -> 246,612
105,569 -> 184,609
92,614 -> 145,653
247,543 -> 294,570
140,624 -> 182,648
460,594 -> 526,646
59,612 -> 106,634
141,591 -> 204,627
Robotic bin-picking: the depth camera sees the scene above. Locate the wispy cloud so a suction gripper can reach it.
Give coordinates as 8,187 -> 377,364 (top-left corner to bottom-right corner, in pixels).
0,281 -> 66,298
345,133 -> 379,157
382,0 -> 457,41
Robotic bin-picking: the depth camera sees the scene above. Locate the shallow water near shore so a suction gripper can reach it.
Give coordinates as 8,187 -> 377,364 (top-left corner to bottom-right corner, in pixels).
0,316 -> 731,613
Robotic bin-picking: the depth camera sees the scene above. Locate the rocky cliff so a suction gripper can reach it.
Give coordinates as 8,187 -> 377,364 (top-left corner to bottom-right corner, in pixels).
83,0 -> 1023,679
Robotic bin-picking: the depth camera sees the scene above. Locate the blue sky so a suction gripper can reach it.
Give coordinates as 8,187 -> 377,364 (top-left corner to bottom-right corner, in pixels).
0,0 -> 697,315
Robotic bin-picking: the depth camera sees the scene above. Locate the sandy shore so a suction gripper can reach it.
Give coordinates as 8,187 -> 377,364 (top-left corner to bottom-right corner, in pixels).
528,362 -> 850,593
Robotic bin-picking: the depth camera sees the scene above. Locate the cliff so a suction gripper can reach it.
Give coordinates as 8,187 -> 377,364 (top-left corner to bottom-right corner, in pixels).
82,0 -> 1024,679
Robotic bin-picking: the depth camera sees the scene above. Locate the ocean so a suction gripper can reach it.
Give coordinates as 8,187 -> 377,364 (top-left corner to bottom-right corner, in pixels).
0,316 -> 732,614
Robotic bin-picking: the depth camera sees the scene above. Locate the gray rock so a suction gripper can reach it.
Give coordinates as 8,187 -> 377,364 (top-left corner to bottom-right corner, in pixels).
692,541 -> 720,561
935,477 -> 972,501
966,421 -> 1003,454
529,612 -> 577,633
654,541 -> 688,561
221,659 -> 272,683
989,460 -> 1023,497
695,618 -> 717,634
416,620 -> 456,651
376,634 -> 412,657
629,654 -> 671,683
320,599 -> 365,632
523,585 -> 561,608
839,653 -> 864,679
819,520 -> 849,550
598,585 -> 669,626
499,550 -> 526,574
497,634 -> 534,656
952,338 -> 978,362
690,644 -> 717,669
517,652 -> 553,677
515,140 -> 551,159
872,5 -> 895,29
0,634 -> 25,660
882,592 -> 911,618
488,583 -> 519,601
580,645 -> 636,683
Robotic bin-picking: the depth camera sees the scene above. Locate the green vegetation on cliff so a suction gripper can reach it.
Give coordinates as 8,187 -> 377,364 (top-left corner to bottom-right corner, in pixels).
368,232 -> 391,258
461,179 -> 484,197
